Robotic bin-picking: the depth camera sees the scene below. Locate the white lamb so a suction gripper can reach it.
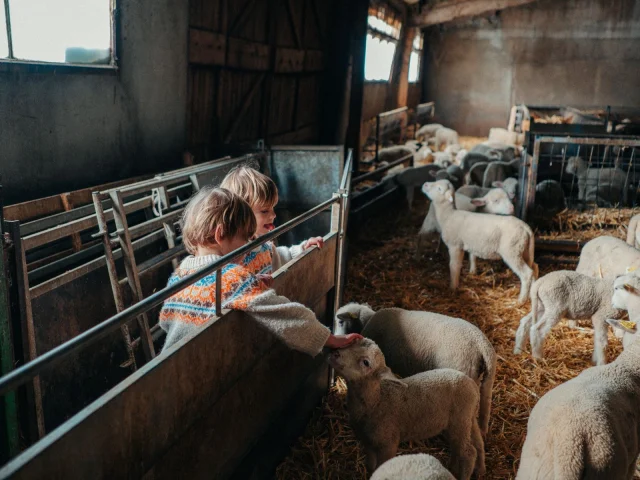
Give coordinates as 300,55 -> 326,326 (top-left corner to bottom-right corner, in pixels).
565,156 -> 629,206
516,276 -> 640,479
514,270 -> 622,366
488,127 -> 524,146
371,454 -> 455,480
422,180 -> 537,305
335,304 -> 497,436
405,140 -> 433,165
329,338 -> 485,479
415,123 -> 443,142
434,127 -> 460,151
455,148 -> 468,166
626,214 -> 640,248
444,144 -> 462,156
576,235 -> 640,279
417,186 -> 515,257
432,151 -> 453,168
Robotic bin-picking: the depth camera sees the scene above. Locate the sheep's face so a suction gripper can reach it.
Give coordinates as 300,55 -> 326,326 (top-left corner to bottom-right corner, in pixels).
335,303 -> 367,335
471,189 -> 515,215
422,180 -> 454,204
328,338 -> 385,381
612,274 -> 640,310
565,157 -> 581,175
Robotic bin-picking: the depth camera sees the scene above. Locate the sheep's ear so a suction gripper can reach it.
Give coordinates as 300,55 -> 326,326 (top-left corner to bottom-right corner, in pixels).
606,319 -> 637,334
492,181 -> 504,188
470,198 -> 486,206
379,369 -> 408,389
623,283 -> 640,296
626,265 -> 638,274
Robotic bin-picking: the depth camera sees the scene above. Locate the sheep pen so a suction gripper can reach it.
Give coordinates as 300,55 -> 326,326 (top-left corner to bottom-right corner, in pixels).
275,195 -> 636,480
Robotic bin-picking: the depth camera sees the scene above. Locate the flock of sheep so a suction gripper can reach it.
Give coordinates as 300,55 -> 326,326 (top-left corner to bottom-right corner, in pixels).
327,123 -> 640,478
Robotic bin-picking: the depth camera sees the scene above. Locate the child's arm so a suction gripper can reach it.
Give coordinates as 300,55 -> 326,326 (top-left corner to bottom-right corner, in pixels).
270,237 -> 324,271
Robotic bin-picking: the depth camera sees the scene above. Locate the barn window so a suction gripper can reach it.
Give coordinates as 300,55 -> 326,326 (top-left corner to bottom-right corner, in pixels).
364,4 -> 402,82
408,29 -> 423,83
1,0 -> 115,67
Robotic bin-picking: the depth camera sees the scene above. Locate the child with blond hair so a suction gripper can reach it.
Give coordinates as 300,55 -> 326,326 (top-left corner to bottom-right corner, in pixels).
220,166 -> 324,282
159,187 -> 359,353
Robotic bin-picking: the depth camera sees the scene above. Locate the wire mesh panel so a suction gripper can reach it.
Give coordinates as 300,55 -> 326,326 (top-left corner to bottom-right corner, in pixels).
520,136 -> 640,225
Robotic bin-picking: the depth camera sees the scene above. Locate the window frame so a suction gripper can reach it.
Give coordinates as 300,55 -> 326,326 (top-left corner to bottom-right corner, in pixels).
0,0 -> 119,74
408,29 -> 423,84
364,5 -> 402,83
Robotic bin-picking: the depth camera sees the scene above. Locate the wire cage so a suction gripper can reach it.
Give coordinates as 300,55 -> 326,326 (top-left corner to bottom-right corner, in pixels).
519,135 -> 640,223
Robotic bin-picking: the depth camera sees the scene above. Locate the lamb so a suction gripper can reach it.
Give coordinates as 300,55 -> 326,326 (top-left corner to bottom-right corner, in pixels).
516,290 -> 640,479
422,180 -> 537,305
434,127 -> 459,151
444,144 -> 462,156
565,156 -> 629,206
328,338 -> 485,479
405,140 -> 433,165
576,235 -> 640,279
460,153 -> 494,173
514,270 -> 622,366
335,304 -> 497,436
417,185 -> 515,257
432,151 -> 453,168
492,178 -> 519,202
415,123 -> 443,142
395,165 -> 442,207
482,158 -> 520,188
626,214 -> 640,248
371,454 -> 455,480
466,161 -> 488,186
455,148 -> 468,166
377,145 -> 414,166
432,165 -> 462,189
468,144 -> 507,163
488,127 -> 524,146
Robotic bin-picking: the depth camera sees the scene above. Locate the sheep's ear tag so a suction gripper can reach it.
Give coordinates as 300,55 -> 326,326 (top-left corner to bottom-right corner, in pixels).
627,265 -> 638,273
620,320 -> 637,331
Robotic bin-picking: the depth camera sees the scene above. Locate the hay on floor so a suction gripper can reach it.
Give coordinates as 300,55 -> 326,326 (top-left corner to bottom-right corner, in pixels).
276,197 -> 629,480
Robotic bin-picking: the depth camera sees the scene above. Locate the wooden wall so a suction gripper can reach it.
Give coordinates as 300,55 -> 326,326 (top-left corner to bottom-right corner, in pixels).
187,0 -> 337,161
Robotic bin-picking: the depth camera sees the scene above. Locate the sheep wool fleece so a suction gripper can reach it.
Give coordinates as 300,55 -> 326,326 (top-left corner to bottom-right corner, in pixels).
159,254 -> 330,354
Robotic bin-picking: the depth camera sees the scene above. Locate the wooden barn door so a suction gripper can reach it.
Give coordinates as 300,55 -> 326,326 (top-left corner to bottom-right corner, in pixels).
187,0 -> 333,162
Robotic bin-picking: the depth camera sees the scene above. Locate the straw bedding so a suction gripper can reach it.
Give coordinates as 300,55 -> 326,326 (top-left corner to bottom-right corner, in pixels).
276,196 -> 635,480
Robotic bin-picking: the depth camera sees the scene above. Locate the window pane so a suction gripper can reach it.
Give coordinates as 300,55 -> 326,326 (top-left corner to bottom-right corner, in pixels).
365,34 -> 396,82
0,6 -> 8,58
413,30 -> 423,51
9,0 -> 111,64
408,51 -> 420,83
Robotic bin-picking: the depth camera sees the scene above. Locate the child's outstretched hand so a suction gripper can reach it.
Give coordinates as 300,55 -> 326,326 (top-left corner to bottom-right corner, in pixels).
325,333 -> 363,349
256,274 -> 273,288
304,236 -> 324,250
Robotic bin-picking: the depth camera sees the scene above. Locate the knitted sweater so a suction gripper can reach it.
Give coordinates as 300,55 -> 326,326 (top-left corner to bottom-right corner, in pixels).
158,254 -> 330,356
243,240 -> 306,276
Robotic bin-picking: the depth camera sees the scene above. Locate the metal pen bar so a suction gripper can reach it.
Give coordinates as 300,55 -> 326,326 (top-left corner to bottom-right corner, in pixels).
0,196 -> 338,397
340,150 -> 353,191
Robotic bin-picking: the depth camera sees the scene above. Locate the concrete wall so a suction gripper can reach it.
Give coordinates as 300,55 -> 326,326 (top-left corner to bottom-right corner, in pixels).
0,0 -> 188,204
424,0 -> 640,136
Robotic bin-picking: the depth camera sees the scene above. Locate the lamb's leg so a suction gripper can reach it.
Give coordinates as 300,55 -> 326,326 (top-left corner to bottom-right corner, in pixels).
530,309 -> 561,360
591,315 -> 609,366
446,423 -> 477,480
373,443 -> 398,472
478,374 -> 494,438
448,246 -> 464,290
502,254 -> 534,306
469,254 -> 477,274
471,420 -> 486,477
514,312 -> 534,354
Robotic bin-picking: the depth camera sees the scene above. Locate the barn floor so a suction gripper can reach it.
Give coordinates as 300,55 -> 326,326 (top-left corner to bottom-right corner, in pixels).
276,195 -> 631,480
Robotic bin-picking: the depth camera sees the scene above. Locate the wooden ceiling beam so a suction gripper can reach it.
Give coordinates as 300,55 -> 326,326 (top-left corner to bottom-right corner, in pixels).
409,0 -> 538,27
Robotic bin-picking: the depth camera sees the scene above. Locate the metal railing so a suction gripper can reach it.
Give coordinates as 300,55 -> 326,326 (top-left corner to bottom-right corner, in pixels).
0,150 -> 353,399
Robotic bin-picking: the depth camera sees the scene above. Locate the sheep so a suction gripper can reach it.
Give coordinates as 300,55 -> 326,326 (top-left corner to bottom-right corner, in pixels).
460,153 -> 494,173
468,144 -> 506,163
415,123 -> 443,142
534,179 -> 566,213
371,454 -> 455,480
434,127 -> 459,151
576,235 -> 640,279
422,180 -> 537,305
328,338 -> 485,479
565,156 -> 629,207
626,214 -> 640,248
514,270 -> 622,366
432,151 -> 453,168
492,178 -> 519,202
488,127 -> 524,146
395,165 -> 443,207
610,271 -> 640,345
377,145 -> 414,166
444,144 -> 462,156
405,140 -> 433,165
335,304 -> 497,437
516,307 -> 640,479
417,185 -> 515,257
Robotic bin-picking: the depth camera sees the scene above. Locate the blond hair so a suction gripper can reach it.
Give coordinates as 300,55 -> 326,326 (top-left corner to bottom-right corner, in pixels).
181,187 -> 256,254
220,166 -> 278,208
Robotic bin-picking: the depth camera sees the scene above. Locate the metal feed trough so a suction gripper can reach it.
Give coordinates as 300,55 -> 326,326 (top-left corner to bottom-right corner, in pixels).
0,147 -> 351,478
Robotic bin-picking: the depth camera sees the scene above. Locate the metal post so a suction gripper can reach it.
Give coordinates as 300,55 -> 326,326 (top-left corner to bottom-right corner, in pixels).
215,270 -> 222,316
522,136 -> 540,221
92,193 -> 137,371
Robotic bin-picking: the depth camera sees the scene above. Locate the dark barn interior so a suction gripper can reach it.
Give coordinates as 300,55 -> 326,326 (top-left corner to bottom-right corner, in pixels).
1,0 -> 640,479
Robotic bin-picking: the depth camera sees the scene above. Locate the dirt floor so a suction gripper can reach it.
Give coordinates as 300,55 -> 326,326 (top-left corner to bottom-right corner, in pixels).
276,196 -> 631,480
